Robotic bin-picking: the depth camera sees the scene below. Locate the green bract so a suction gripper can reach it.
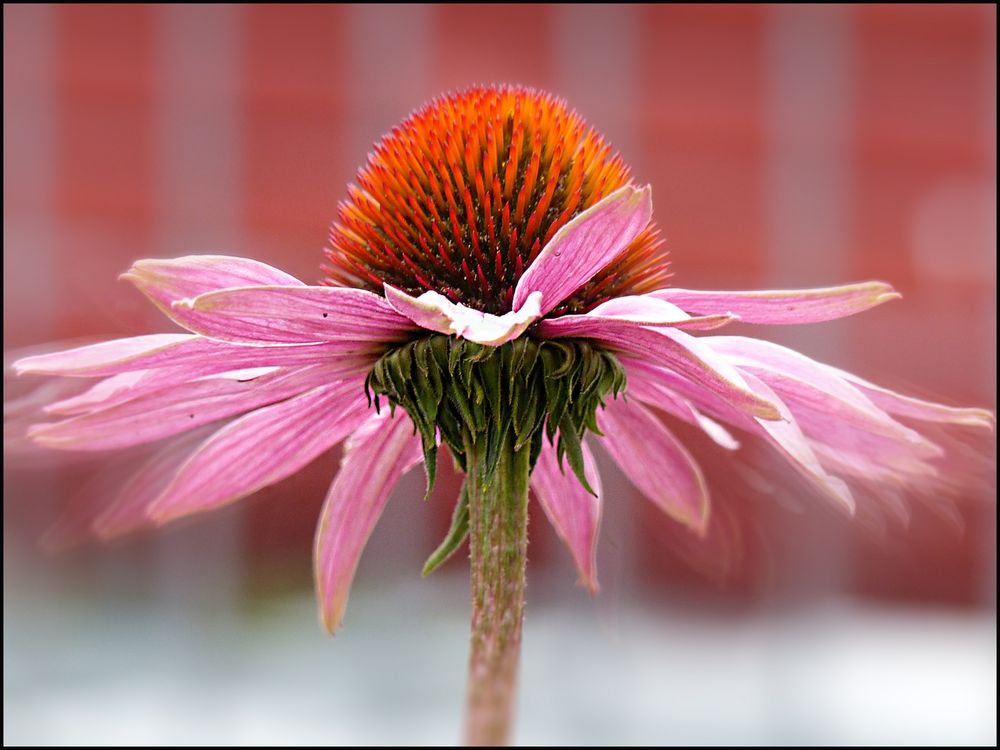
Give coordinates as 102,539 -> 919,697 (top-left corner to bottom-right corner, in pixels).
366,334 -> 626,499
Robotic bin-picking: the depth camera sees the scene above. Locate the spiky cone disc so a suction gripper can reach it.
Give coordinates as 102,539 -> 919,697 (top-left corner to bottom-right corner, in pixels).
324,85 -> 670,316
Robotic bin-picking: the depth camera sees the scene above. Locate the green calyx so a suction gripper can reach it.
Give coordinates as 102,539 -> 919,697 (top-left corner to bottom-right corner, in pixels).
365,333 -> 627,500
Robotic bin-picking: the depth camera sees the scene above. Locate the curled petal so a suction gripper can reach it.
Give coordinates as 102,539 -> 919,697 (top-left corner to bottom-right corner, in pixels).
123,255 -> 304,329
598,397 -> 710,535
176,286 -> 416,344
531,437 -> 603,592
513,185 -> 653,315
149,379 -> 371,523
314,409 -> 424,634
822,365 -> 996,431
385,285 -> 542,345
650,281 -> 900,324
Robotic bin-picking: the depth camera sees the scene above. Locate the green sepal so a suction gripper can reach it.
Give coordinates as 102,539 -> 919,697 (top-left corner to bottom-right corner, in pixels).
422,483 -> 470,576
557,413 -> 596,496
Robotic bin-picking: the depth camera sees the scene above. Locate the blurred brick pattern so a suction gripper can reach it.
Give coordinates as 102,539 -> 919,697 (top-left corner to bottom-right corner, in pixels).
4,5 -> 995,608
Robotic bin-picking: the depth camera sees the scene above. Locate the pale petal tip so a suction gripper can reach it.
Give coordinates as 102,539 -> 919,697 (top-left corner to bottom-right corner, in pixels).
682,504 -> 711,540
317,592 -> 346,636
625,182 -> 653,205
11,358 -> 32,376
119,260 -> 157,283
971,409 -> 997,433
580,573 -> 600,595
755,400 -> 783,422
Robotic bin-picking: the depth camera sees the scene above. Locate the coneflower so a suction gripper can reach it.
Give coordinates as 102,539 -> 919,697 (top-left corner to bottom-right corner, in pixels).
9,85 -> 993,745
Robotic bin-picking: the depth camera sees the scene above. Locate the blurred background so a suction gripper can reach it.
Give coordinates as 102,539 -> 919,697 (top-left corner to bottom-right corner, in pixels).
4,4 -> 995,745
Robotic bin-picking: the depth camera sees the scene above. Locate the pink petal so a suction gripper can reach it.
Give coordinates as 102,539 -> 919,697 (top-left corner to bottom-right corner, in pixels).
623,369 -> 740,450
176,285 -> 416,344
42,356 -> 374,418
122,254 -> 303,312
587,295 -> 736,330
384,285 -> 543,345
13,334 -> 196,377
149,378 -> 372,523
650,281 -> 900,324
14,335 -> 372,379
30,363 -> 365,450
597,397 -> 710,535
539,318 -> 780,420
44,367 -> 272,416
513,185 -> 653,315
531,437 -> 603,592
738,372 -> 856,514
314,409 -> 424,634
541,307 -> 735,334
811,440 -> 936,489
743,367 -> 942,465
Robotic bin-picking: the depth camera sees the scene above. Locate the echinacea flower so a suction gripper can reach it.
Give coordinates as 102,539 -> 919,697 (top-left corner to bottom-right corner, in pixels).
8,85 -> 994,745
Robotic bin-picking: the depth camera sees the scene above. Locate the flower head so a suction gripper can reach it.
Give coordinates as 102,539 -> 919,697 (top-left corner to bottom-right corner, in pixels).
324,86 -> 669,316
7,85 -> 994,635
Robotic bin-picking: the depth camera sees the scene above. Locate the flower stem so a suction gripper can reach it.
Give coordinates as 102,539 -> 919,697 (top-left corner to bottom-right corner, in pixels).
462,434 -> 531,746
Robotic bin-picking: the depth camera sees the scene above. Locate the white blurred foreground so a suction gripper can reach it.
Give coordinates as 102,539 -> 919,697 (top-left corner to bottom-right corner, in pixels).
4,578 -> 995,746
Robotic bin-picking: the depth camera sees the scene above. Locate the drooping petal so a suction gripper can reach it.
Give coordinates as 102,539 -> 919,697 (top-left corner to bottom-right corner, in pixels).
123,255 -> 303,309
623,366 -> 740,450
531,437 -> 603,592
539,319 -> 780,420
384,285 -> 542,345
619,356 -> 856,515
821,364 -> 996,431
513,185 -> 653,315
148,379 -> 371,523
30,363 -> 364,451
707,336 -> 944,464
738,372 -> 856,514
175,286 -> 417,344
598,397 -> 710,535
314,409 -> 424,634
650,281 -> 900,324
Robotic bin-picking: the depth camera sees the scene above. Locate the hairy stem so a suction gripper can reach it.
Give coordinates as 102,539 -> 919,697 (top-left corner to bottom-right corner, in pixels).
462,435 -> 531,746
